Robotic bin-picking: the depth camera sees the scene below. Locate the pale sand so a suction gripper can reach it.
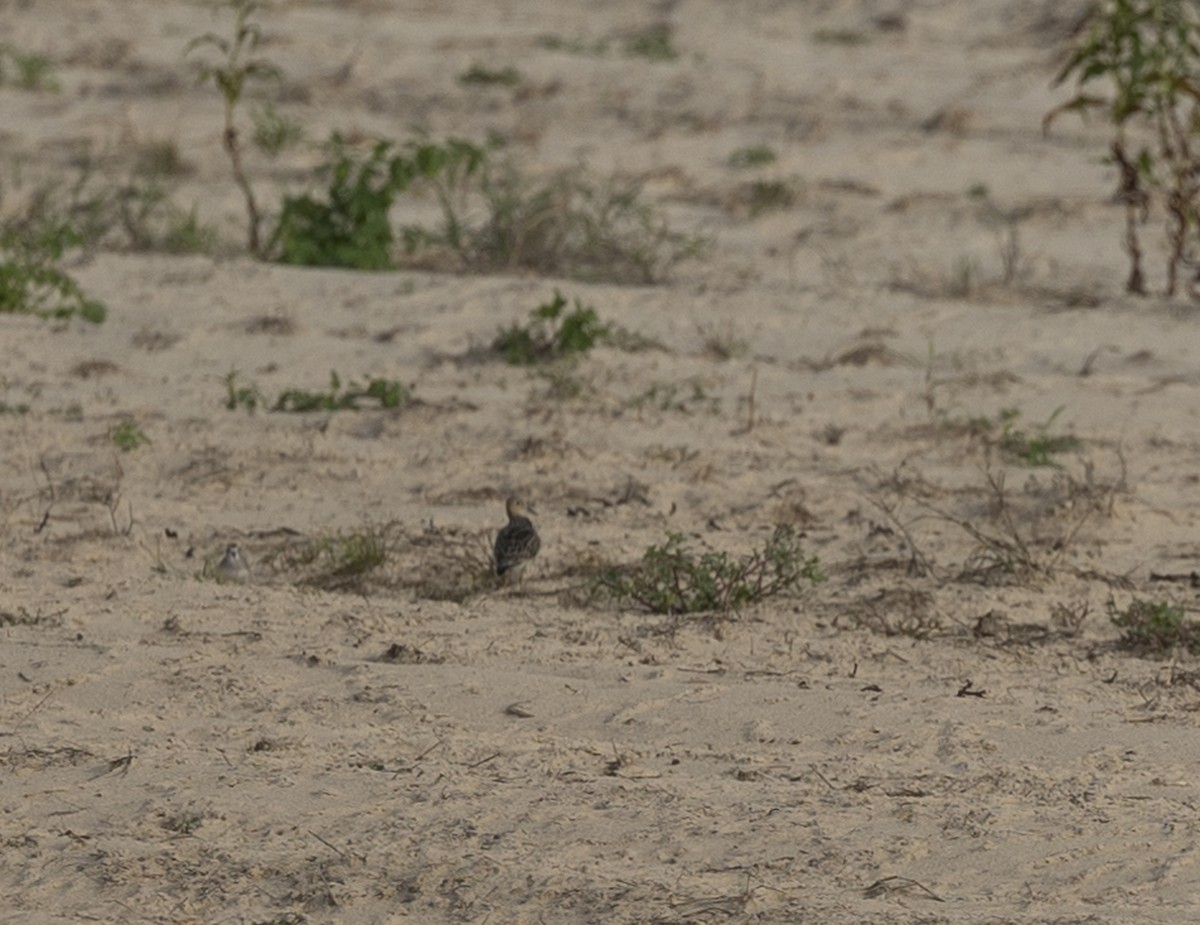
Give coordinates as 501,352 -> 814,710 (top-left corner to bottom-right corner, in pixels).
3,1 -> 1200,922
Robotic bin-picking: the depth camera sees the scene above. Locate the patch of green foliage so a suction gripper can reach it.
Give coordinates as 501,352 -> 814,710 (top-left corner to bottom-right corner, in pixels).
111,420 -> 151,452
0,222 -> 106,323
1108,597 -> 1199,654
0,45 -> 60,91
598,525 -> 823,615
272,371 -> 411,413
458,64 -> 521,86
186,0 -> 281,256
494,290 -> 611,365
989,407 -> 1081,467
727,146 -> 778,169
623,24 -> 678,61
274,136 -> 484,270
1046,0 -> 1200,296
252,102 -> 304,156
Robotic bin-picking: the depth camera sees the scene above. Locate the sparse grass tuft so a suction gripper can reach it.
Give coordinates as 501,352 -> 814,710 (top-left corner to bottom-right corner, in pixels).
1108,597 -> 1199,654
494,290 -> 610,365
598,525 -> 822,615
111,420 -> 150,452
0,221 -> 107,324
813,28 -> 869,46
623,24 -> 678,61
726,145 -> 778,169
272,371 -> 411,413
459,64 -> 521,86
0,46 -> 60,91
224,370 -> 410,412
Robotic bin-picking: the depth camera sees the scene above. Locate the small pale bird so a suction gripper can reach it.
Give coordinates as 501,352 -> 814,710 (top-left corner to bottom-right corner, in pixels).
216,543 -> 251,583
494,497 -> 540,587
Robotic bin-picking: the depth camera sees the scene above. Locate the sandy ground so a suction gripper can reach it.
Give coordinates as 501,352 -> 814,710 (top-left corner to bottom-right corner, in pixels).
4,1 -> 1200,922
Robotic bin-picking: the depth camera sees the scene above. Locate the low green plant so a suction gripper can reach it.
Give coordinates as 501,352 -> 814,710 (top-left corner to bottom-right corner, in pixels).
1045,0 -> 1200,296
974,407 -> 1080,467
275,136 -> 484,270
224,371 -> 264,411
252,102 -> 304,156
727,146 -> 778,169
598,525 -> 822,615
535,34 -> 609,56
813,29 -> 868,46
0,222 -> 107,323
271,527 -> 391,592
0,46 -> 60,91
186,0 -> 280,257
458,64 -> 521,86
272,371 -> 410,412
494,290 -> 611,365
463,164 -> 707,283
111,420 -> 150,452
623,24 -> 678,61
1108,597 -> 1198,653
744,179 -> 796,216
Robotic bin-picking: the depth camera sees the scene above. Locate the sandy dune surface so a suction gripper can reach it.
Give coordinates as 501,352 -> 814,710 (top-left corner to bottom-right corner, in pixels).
3,1 -> 1200,922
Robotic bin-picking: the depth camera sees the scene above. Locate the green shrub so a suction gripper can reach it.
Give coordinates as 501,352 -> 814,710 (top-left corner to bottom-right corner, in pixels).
494,290 -> 611,365
275,136 -> 483,270
1108,597 -> 1198,653
0,222 -> 106,323
271,371 -> 411,412
599,525 -> 822,615
1046,0 -> 1200,296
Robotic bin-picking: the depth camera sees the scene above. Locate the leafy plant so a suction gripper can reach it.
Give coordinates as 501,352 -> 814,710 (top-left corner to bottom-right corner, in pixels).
727,146 -> 778,169
598,525 -> 822,615
274,136 -> 484,270
1108,597 -> 1198,653
252,102 -> 304,156
494,290 -> 611,365
0,46 -> 60,91
623,24 -> 678,61
111,420 -> 150,452
224,371 -> 264,411
0,222 -> 106,323
271,371 -> 411,412
186,0 -> 280,257
1046,0 -> 1200,296
458,64 -> 521,86
463,164 -> 707,283
971,407 -> 1081,467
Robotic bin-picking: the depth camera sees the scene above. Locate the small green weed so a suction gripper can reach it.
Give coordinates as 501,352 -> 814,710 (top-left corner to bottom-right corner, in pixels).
0,222 -> 107,323
276,136 -> 484,270
494,290 -> 611,365
272,371 -> 410,412
271,527 -> 392,593
1046,0 -> 1200,296
252,102 -> 304,156
535,34 -> 609,56
0,46 -> 60,91
813,29 -> 869,46
598,525 -> 822,615
727,146 -> 778,169
458,64 -> 521,87
623,24 -> 678,61
133,139 -> 192,178
163,812 -> 203,835
224,371 -> 264,411
984,407 -> 1081,466
187,0 -> 280,256
111,420 -> 150,452
743,179 -> 796,216
1108,597 -> 1198,654
465,164 -> 706,283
